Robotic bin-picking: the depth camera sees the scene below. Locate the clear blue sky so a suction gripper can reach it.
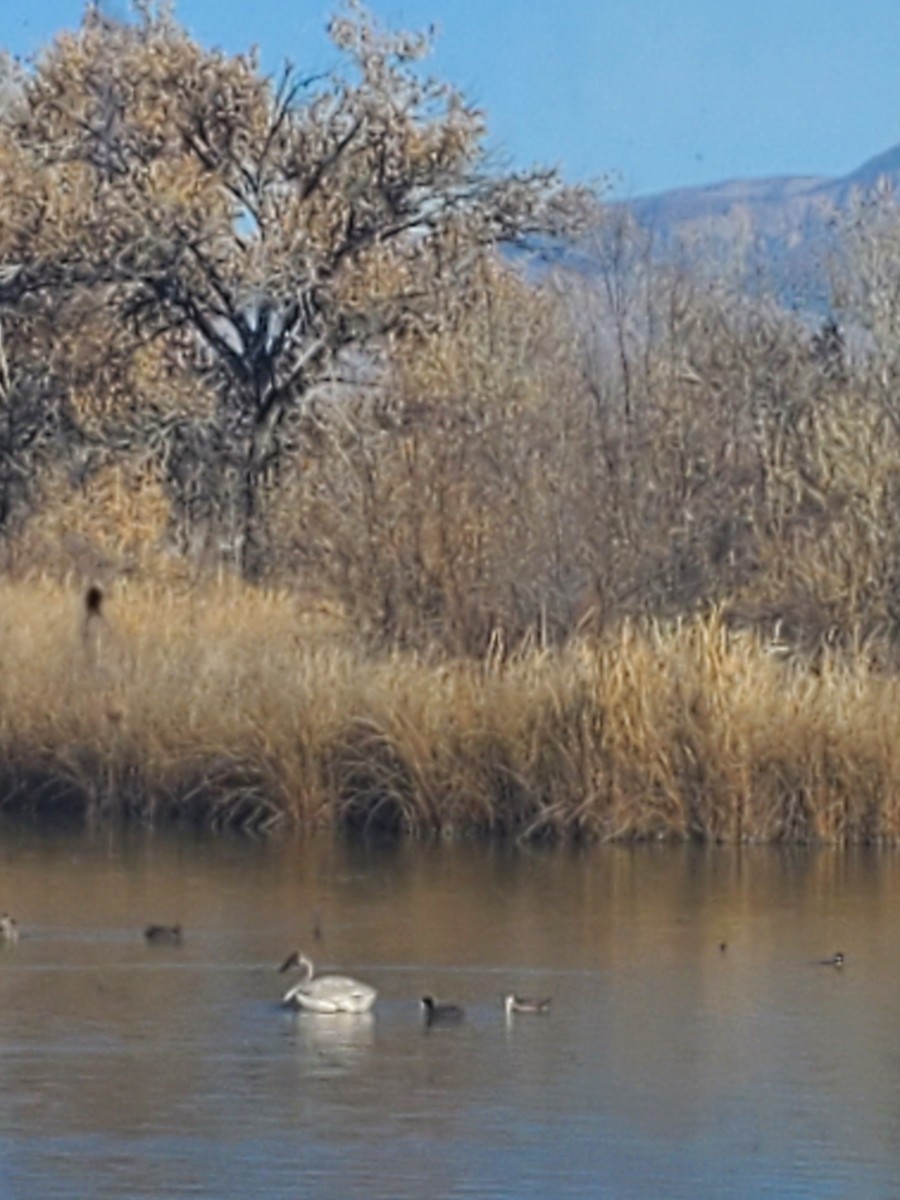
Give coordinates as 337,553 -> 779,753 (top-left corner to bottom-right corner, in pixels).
2,1 -> 900,198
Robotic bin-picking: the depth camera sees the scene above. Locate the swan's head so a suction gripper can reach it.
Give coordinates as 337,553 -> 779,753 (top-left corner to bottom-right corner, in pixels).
279,950 -> 314,979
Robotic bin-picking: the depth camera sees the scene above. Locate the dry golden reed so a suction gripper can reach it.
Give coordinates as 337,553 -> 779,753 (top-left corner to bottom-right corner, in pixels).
0,577 -> 898,842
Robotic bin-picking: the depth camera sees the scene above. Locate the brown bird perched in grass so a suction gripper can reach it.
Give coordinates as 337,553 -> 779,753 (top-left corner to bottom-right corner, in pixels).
85,584 -> 104,619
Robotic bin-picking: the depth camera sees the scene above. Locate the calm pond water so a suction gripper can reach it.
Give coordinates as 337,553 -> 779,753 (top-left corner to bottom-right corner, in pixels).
0,825 -> 898,1199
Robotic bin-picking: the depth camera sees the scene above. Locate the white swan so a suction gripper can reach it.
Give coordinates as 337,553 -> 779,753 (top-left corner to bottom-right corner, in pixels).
0,914 -> 18,944
279,951 -> 377,1014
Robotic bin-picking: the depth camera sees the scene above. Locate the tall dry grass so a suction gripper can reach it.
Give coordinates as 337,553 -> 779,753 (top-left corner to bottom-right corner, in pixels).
1,576 -> 899,841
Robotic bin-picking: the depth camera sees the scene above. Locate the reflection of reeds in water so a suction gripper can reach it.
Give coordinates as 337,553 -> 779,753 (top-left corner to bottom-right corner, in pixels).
1,577 -> 900,841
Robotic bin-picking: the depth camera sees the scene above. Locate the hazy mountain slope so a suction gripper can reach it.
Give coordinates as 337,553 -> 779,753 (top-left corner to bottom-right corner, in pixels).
617,145 -> 900,307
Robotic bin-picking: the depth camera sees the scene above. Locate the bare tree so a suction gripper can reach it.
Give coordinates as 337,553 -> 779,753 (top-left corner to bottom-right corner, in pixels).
0,1 -> 589,575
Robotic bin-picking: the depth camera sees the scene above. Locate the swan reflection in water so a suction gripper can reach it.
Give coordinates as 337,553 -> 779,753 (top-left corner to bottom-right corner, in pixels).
279,951 -> 377,1014
289,1011 -> 376,1075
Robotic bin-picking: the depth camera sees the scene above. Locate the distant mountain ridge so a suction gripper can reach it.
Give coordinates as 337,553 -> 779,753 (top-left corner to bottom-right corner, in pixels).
627,144 -> 900,232
616,144 -> 900,307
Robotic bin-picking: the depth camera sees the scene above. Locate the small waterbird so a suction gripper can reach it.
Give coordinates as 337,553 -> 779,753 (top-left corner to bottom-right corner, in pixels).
144,924 -> 183,945
0,914 -> 19,944
421,995 -> 465,1025
279,951 -> 377,1014
818,952 -> 845,968
504,993 -> 551,1016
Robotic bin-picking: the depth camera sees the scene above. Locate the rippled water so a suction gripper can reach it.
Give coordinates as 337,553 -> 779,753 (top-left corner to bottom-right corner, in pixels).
0,825 -> 898,1198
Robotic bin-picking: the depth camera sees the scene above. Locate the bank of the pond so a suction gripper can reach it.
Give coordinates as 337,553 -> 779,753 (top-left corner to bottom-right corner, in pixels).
0,578 -> 899,842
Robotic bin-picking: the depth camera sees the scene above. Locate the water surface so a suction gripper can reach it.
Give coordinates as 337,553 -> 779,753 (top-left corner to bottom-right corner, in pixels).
0,827 -> 897,1198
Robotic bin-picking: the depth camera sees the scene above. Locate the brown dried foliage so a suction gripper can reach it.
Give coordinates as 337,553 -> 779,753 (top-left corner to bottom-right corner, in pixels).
0,1 -> 588,578
3,8 -> 900,839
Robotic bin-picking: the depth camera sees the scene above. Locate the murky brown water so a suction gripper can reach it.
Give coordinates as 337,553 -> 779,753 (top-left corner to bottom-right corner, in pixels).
0,824 -> 898,1198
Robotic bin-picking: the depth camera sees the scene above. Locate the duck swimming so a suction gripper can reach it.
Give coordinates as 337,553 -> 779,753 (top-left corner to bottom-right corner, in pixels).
279,951 -> 377,1014
421,995 -> 465,1025
144,924 -> 183,945
504,993 -> 551,1016
0,914 -> 19,944
818,952 -> 845,968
